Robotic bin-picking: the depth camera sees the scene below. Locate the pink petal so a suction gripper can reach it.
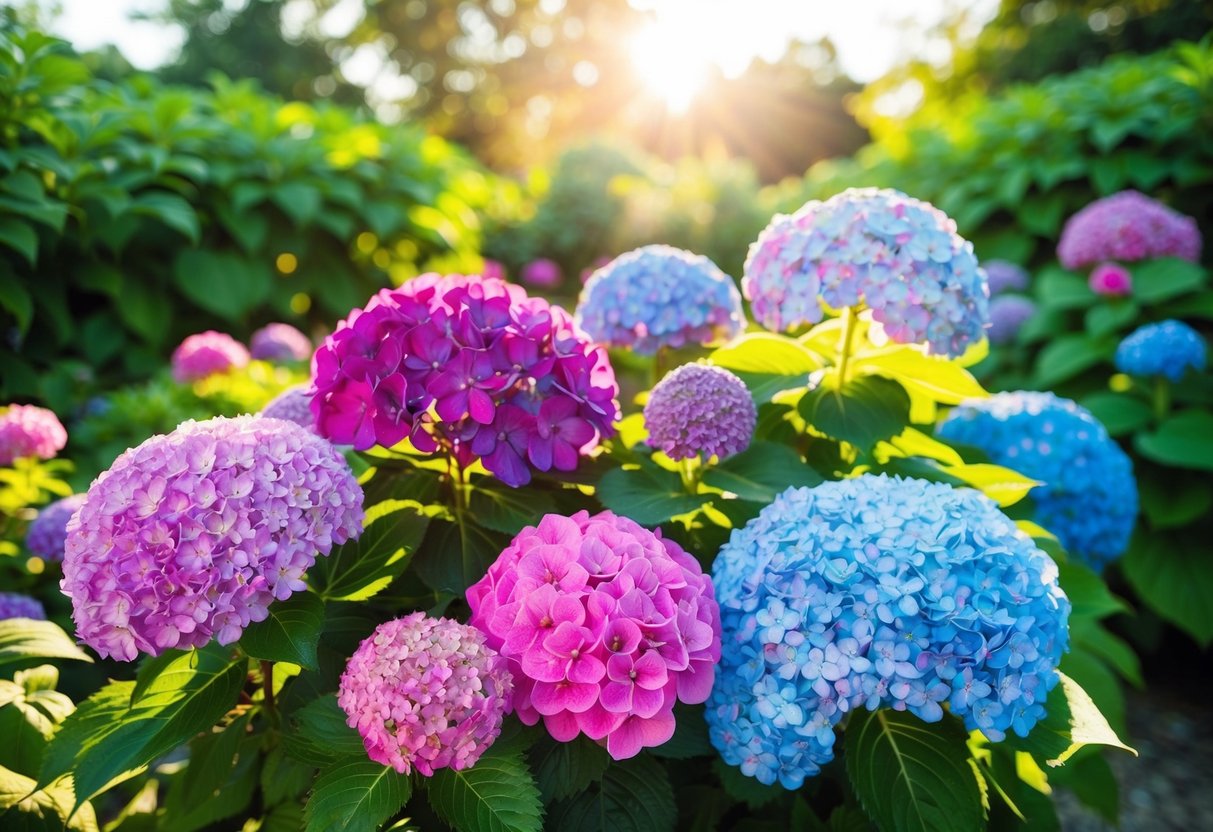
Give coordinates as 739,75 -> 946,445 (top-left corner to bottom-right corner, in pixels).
577,703 -> 626,740
606,711 -> 676,760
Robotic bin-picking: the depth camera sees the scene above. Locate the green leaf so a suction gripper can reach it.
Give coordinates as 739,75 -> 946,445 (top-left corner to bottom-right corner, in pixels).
701,441 -> 822,503
0,262 -> 33,334
262,745 -> 317,807
0,217 -> 38,265
272,182 -> 323,226
0,765 -> 98,832
172,249 -> 273,321
305,759 -> 412,832
0,620 -> 93,669
528,734 -> 610,805
1032,334 -> 1110,388
131,192 -> 200,243
800,375 -> 911,452
1139,475 -> 1213,529
710,333 -> 822,375
1055,560 -> 1126,621
1078,392 -> 1151,437
845,709 -> 983,832
595,462 -> 711,526
239,591 -> 325,669
1083,300 -> 1138,337
1135,409 -> 1213,471
939,463 -> 1039,507
1122,530 -> 1213,645
468,478 -> 557,535
547,754 -> 675,832
0,699 -> 55,778
854,347 -> 987,405
1034,267 -> 1093,311
648,702 -> 713,759
1013,672 -> 1135,766
427,744 -> 544,832
711,758 -> 782,810
285,694 -> 368,764
162,714 -> 256,832
310,500 -> 430,602
1131,258 -> 1207,304
412,517 -> 509,595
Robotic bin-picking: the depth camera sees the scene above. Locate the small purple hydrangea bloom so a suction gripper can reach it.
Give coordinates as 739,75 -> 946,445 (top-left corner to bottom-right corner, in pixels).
25,494 -> 87,562
1058,190 -> 1201,270
0,592 -> 46,620
706,474 -> 1070,790
1115,320 -> 1206,382
171,331 -> 250,382
521,258 -> 562,288
0,404 -> 67,466
644,364 -> 756,461
983,260 -> 1030,296
743,188 -> 988,357
987,296 -> 1037,346
62,415 -> 364,661
249,323 -> 313,362
575,245 -> 745,355
260,385 -> 316,432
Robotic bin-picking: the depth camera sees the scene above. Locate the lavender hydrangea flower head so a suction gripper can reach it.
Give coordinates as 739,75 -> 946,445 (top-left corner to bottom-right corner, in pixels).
575,245 -> 745,355
706,475 -> 1070,790
1115,320 -> 1206,382
987,296 -> 1037,346
644,364 -> 756,461
0,592 -> 46,620
249,323 -> 313,362
1058,190 -> 1201,270
171,331 -> 250,382
26,494 -> 87,562
468,511 -> 721,760
938,392 -> 1136,571
743,188 -> 988,357
0,404 -> 67,466
62,415 -> 364,661
338,612 -> 512,776
983,261 -> 1030,296
311,274 -> 619,487
260,385 -> 316,432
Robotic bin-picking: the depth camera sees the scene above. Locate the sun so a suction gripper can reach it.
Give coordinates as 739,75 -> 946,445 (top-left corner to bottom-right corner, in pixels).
626,21 -> 712,113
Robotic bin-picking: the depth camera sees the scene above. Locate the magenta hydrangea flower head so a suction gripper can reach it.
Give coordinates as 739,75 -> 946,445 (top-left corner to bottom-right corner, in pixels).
481,259 -> 507,281
26,494 -> 87,562
987,296 -> 1037,346
1088,262 -> 1133,297
61,415 -> 364,661
467,511 -> 721,760
311,274 -> 619,487
249,322 -> 313,362
743,188 -> 988,357
982,260 -> 1030,296
1058,190 -> 1201,270
522,258 -> 562,288
171,330 -> 250,382
574,245 -> 745,355
260,385 -> 316,432
0,592 -> 46,620
0,404 -> 67,466
338,612 -> 512,776
644,363 -> 756,461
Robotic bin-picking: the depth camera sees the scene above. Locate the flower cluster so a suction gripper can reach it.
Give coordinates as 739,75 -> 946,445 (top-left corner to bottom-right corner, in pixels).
938,392 -> 1136,571
26,494 -> 87,562
171,331 -> 250,382
522,258 -> 562,288
983,260 -> 1029,296
338,612 -> 512,776
0,404 -> 67,466
250,323 -> 313,362
644,364 -> 756,461
0,592 -> 46,620
260,386 -> 316,432
742,188 -> 988,357
706,475 -> 1070,790
467,511 -> 721,760
574,245 -> 745,355
987,296 -> 1037,346
311,274 -> 619,487
62,415 -> 364,661
1115,320 -> 1206,381
1089,262 -> 1132,297
1057,190 -> 1201,269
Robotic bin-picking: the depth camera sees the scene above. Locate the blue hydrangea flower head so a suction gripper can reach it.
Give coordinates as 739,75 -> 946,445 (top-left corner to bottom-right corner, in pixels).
742,188 -> 988,357
987,295 -> 1036,345
574,245 -> 745,355
1114,320 -> 1206,382
938,392 -> 1137,571
706,474 -> 1070,790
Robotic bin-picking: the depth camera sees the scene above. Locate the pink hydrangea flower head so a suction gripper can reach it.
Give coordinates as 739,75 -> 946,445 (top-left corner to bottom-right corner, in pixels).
1058,190 -> 1201,269
0,404 -> 67,465
338,612 -> 513,776
260,385 -> 316,433
1088,262 -> 1133,297
26,494 -> 87,562
521,259 -> 562,288
644,363 -> 756,461
467,510 -> 722,760
171,331 -> 250,382
0,592 -> 46,620
61,415 -> 364,661
311,274 -> 619,487
481,259 -> 507,281
250,323 -> 313,362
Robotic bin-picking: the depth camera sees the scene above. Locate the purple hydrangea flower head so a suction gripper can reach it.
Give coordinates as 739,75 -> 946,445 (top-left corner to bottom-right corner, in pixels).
467,511 -> 721,760
26,494 -> 87,562
171,331 -> 250,382
575,245 -> 745,355
522,258 -> 562,288
706,474 -> 1070,789
1058,190 -> 1201,270
249,323 -> 313,362
1089,262 -> 1132,297
987,296 -> 1037,346
260,385 -> 316,432
0,592 -> 46,620
338,612 -> 512,776
1115,320 -> 1206,382
743,188 -> 988,357
644,364 -> 756,461
311,274 -> 619,487
0,404 -> 67,465
983,260 -> 1030,296
61,415 -> 364,661
938,392 -> 1136,571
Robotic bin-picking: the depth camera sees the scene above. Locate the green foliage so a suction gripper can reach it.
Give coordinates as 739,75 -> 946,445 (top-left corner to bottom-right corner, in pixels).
239,591 -> 326,670
0,620 -> 92,670
305,759 -> 413,832
547,755 -> 676,832
426,744 -> 544,832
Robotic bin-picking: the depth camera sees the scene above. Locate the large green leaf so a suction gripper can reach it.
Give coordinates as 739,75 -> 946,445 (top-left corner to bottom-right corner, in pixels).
1131,258 -> 1207,304
411,516 -> 509,595
702,441 -> 822,503
1079,392 -> 1151,437
1134,409 -> 1213,471
0,620 -> 93,669
710,333 -> 822,375
172,248 -> 273,320
527,734 -> 610,805
162,715 -> 256,832
595,462 -> 711,527
239,591 -> 326,669
427,744 -> 544,832
1013,672 -> 1135,766
1034,267 -> 1093,311
845,709 -> 983,832
468,478 -> 557,535
548,754 -> 675,832
310,500 -> 430,602
283,694 -> 368,765
854,347 -> 987,405
800,375 -> 911,452
0,765 -> 98,832
938,462 -> 1039,507
131,192 -> 200,243
712,759 -> 782,811
305,759 -> 412,832
1122,530 -> 1213,645
1032,334 -> 1110,388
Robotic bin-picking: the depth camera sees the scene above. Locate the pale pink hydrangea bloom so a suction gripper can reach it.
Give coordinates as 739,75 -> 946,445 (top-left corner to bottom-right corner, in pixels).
0,404 -> 67,465
171,330 -> 250,382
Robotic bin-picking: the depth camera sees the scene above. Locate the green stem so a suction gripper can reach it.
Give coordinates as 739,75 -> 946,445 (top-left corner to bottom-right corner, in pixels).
836,306 -> 858,386
1152,376 -> 1171,423
679,457 -> 702,495
261,660 -> 277,725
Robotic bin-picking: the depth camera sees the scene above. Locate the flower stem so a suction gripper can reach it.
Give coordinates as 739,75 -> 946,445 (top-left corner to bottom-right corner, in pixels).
679,457 -> 702,495
1152,376 -> 1171,423
261,660 -> 276,724
836,306 -> 858,387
